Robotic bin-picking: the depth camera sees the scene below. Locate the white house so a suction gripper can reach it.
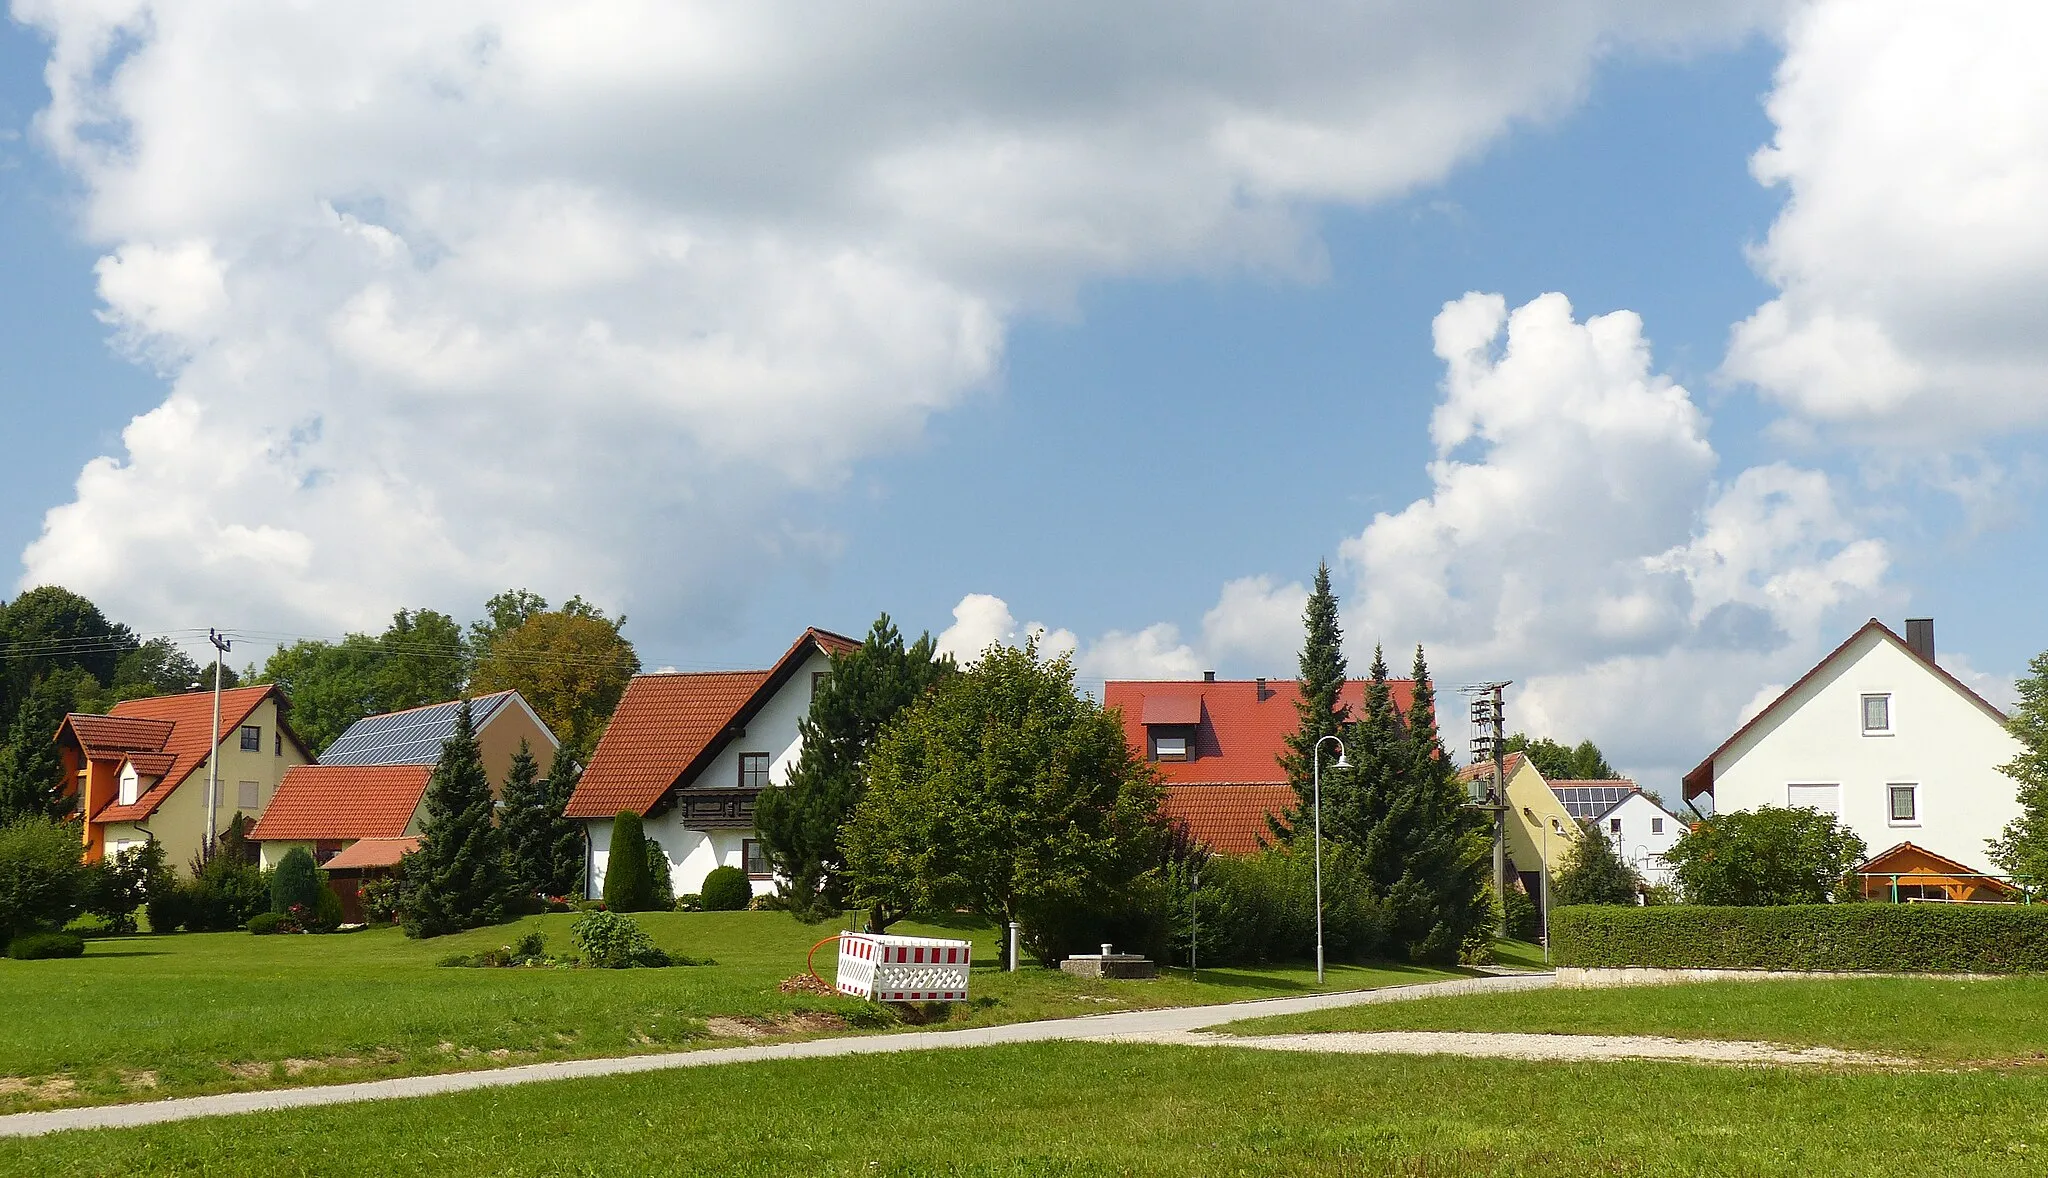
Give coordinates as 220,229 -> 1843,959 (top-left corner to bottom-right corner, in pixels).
1580,789 -> 1684,888
564,627 -> 857,899
1682,618 -> 2023,885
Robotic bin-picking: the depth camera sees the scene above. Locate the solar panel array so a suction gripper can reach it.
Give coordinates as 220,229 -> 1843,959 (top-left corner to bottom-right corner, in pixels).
319,691 -> 516,765
1550,784 -> 1637,820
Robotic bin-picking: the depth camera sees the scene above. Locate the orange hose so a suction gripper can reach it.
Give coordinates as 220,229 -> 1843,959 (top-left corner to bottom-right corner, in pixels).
807,934 -> 844,987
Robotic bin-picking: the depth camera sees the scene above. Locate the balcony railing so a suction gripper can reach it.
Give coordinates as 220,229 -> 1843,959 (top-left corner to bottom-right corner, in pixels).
673,787 -> 760,829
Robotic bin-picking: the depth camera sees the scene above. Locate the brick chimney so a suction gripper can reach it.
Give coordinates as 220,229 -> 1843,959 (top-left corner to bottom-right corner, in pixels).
1905,618 -> 1935,664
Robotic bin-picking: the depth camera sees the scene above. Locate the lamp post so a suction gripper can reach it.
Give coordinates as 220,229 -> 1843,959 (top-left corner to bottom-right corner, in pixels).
1312,735 -> 1349,986
1522,809 -> 1566,964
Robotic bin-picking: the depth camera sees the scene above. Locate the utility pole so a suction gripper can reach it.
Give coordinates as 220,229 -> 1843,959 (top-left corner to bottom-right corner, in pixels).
1465,682 -> 1512,937
204,628 -> 231,858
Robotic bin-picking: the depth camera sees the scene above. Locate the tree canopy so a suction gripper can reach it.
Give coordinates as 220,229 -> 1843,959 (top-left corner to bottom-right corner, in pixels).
1503,733 -> 1618,781
1990,649 -> 2048,885
1665,805 -> 1867,905
1550,823 -> 1641,906
841,640 -> 1162,962
467,599 -> 638,759
258,609 -> 466,753
755,613 -> 952,920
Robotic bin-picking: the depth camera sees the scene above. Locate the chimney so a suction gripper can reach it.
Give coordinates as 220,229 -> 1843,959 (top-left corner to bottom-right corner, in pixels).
1255,677 -> 1267,701
1905,618 -> 1935,664
1203,670 -> 1216,683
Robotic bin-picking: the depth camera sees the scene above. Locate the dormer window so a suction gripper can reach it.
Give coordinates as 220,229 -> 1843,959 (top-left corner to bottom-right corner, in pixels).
1140,696 -> 1202,764
1153,734 -> 1189,761
118,763 -> 139,807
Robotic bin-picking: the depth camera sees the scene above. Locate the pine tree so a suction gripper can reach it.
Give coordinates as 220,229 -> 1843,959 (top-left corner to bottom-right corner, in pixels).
1551,822 -> 1641,906
1275,563 -> 1349,841
497,740 -> 552,902
0,671 -> 90,823
602,810 -> 653,912
400,702 -> 508,938
754,614 -> 952,919
1991,650 -> 2048,885
542,745 -> 587,897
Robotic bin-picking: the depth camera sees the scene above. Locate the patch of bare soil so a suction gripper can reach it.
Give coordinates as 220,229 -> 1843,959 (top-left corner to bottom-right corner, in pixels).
0,1076 -> 76,1102
1120,1029 -> 1912,1068
779,973 -> 837,996
119,1070 -> 158,1090
705,1012 -> 851,1040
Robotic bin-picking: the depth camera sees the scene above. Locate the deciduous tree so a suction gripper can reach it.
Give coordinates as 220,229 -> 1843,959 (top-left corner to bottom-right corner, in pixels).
1503,733 -> 1618,781
1991,650 -> 2048,886
468,601 -> 638,759
1550,823 -> 1641,907
755,614 -> 951,920
259,610 -> 467,754
1666,805 -> 1867,905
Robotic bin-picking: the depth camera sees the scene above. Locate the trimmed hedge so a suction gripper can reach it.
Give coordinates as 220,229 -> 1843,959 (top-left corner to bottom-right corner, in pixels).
8,931 -> 85,960
1552,903 -> 2048,973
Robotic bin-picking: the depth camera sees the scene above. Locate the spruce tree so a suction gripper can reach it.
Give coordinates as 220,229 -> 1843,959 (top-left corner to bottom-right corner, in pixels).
400,702 -> 508,938
0,671 -> 88,823
602,810 -> 653,912
1275,563 -> 1349,841
754,614 -> 952,919
497,740 -> 551,901
542,745 -> 588,897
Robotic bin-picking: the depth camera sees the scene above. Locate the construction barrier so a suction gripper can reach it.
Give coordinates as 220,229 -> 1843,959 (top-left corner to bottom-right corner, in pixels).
835,932 -> 973,1002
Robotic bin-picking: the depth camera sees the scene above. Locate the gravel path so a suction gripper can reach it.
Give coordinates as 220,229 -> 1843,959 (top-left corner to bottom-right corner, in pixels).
0,973 -> 1549,1139
1107,1028 -> 1908,1067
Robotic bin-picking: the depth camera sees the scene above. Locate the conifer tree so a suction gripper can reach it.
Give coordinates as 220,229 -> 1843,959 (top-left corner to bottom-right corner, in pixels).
1275,563 -> 1349,841
1991,650 -> 2048,884
602,810 -> 653,912
497,740 -> 552,901
400,702 -> 508,938
755,614 -> 952,919
542,746 -> 587,897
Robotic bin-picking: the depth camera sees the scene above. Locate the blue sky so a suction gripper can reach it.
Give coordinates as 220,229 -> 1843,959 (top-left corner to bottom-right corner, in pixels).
3,3 -> 2044,785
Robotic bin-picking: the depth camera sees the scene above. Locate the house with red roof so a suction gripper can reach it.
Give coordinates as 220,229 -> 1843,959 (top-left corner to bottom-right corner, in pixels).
54,685 -> 314,873
1103,674 -> 1416,854
563,627 -> 859,898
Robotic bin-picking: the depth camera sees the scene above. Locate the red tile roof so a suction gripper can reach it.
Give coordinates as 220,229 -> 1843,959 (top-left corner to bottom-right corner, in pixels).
67,685 -> 290,824
1161,784 -> 1297,855
1104,678 -> 1417,787
563,627 -> 858,819
1457,752 -> 1528,785
322,836 -> 421,871
248,764 -> 433,841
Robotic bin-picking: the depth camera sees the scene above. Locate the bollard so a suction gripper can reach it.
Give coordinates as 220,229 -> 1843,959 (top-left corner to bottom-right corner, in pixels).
1007,921 -> 1020,972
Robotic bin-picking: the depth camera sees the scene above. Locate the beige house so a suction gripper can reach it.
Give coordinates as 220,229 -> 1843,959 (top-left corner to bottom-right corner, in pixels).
55,685 -> 315,873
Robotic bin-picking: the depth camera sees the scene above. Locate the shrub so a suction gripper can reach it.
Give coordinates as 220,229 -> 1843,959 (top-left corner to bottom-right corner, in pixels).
674,894 -> 701,912
570,909 -> 669,968
1156,844 -> 1386,969
0,816 -> 87,940
601,812 -> 653,912
700,866 -> 752,912
360,875 -> 401,924
646,838 -> 676,909
1665,806 -> 1866,905
7,931 -> 85,960
145,883 -> 192,935
248,911 -> 285,935
1503,882 -> 1541,942
270,848 -> 323,914
1551,825 -> 1640,907
308,885 -> 344,933
81,842 -> 166,934
181,855 -> 271,932
1551,903 -> 2048,973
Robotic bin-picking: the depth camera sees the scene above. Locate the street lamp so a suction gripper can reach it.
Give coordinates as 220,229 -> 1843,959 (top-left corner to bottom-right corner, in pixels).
1523,808 -> 1566,963
1312,735 -> 1349,986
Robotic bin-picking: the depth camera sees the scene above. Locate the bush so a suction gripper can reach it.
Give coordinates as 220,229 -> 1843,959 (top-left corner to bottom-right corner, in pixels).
248,911 -> 285,935
270,847 -> 324,914
1665,806 -> 1866,905
602,812 -> 654,912
7,931 -> 85,960
646,838 -> 675,909
1551,826 -> 1640,907
1156,845 -> 1386,969
309,884 -> 344,932
0,816 -> 87,940
1503,882 -> 1540,942
81,842 -> 166,935
570,909 -> 669,968
700,866 -> 752,912
1551,903 -> 2048,973
360,875 -> 401,924
145,883 -> 192,935
180,855 -> 271,932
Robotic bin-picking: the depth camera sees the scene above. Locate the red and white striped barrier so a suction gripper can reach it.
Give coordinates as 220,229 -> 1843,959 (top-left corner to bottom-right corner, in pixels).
835,933 -> 973,1002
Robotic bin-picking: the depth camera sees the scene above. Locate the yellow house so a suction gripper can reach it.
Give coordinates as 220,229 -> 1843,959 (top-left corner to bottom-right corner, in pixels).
54,685 -> 315,873
315,690 -> 559,794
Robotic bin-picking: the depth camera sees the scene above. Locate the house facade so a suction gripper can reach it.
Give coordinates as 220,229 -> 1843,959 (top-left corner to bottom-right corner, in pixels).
246,764 -> 433,869
1552,782 -> 1683,888
53,685 -> 314,872
1103,674 -> 1417,854
317,690 -> 558,793
1683,618 -> 2023,885
564,628 -> 857,898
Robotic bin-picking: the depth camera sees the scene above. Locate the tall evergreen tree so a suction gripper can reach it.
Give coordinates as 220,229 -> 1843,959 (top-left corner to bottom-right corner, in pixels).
542,745 -> 588,897
400,703 -> 508,937
1275,563 -> 1349,841
755,614 -> 952,920
601,810 -> 654,912
497,740 -> 552,900
0,670 -> 92,823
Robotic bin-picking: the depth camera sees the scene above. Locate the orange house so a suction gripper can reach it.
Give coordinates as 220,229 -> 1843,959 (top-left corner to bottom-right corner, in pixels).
53,685 -> 314,872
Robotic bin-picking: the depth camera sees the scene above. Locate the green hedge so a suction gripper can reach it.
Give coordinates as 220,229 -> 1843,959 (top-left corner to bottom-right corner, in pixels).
1551,903 -> 2048,973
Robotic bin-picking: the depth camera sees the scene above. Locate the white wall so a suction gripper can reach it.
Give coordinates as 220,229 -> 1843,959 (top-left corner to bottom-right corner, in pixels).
1597,793 -> 1683,887
1711,629 -> 2023,875
587,648 -> 828,898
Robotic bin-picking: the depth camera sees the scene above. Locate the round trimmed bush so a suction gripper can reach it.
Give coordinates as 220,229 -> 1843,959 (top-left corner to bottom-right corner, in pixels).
8,931 -> 85,960
247,911 -> 284,935
700,866 -> 752,912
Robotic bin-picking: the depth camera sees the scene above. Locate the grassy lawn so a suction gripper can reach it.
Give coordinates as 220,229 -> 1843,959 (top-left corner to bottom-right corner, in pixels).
0,912 -> 1459,1112
11,1041 -> 2048,1176
1218,975 -> 2048,1063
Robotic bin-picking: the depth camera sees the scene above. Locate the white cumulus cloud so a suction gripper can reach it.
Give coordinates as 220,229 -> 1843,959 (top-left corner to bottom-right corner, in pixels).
14,0 -> 1775,639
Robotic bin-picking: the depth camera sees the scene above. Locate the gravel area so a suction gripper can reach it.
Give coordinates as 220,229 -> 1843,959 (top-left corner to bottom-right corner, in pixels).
1113,1028 -> 1908,1067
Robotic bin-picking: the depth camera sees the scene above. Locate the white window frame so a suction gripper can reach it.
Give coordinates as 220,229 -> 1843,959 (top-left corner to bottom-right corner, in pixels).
1888,783 -> 1920,826
1861,693 -> 1892,735
117,764 -> 139,807
1153,734 -> 1189,761
1651,817 -> 1664,835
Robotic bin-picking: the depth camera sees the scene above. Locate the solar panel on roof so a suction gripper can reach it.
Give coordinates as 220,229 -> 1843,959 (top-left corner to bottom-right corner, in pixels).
1550,784 -> 1634,820
319,692 -> 515,764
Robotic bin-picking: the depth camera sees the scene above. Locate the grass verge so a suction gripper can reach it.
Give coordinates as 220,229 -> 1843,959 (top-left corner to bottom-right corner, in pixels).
1216,975 -> 2048,1063
0,911 -> 1459,1112
9,1041 -> 2048,1175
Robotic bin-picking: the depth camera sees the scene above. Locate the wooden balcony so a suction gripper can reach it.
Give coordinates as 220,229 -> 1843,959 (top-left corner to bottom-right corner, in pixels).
673,787 -> 761,829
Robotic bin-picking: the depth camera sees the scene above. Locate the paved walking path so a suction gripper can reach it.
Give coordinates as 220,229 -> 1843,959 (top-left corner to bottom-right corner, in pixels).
0,973 -> 1548,1139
